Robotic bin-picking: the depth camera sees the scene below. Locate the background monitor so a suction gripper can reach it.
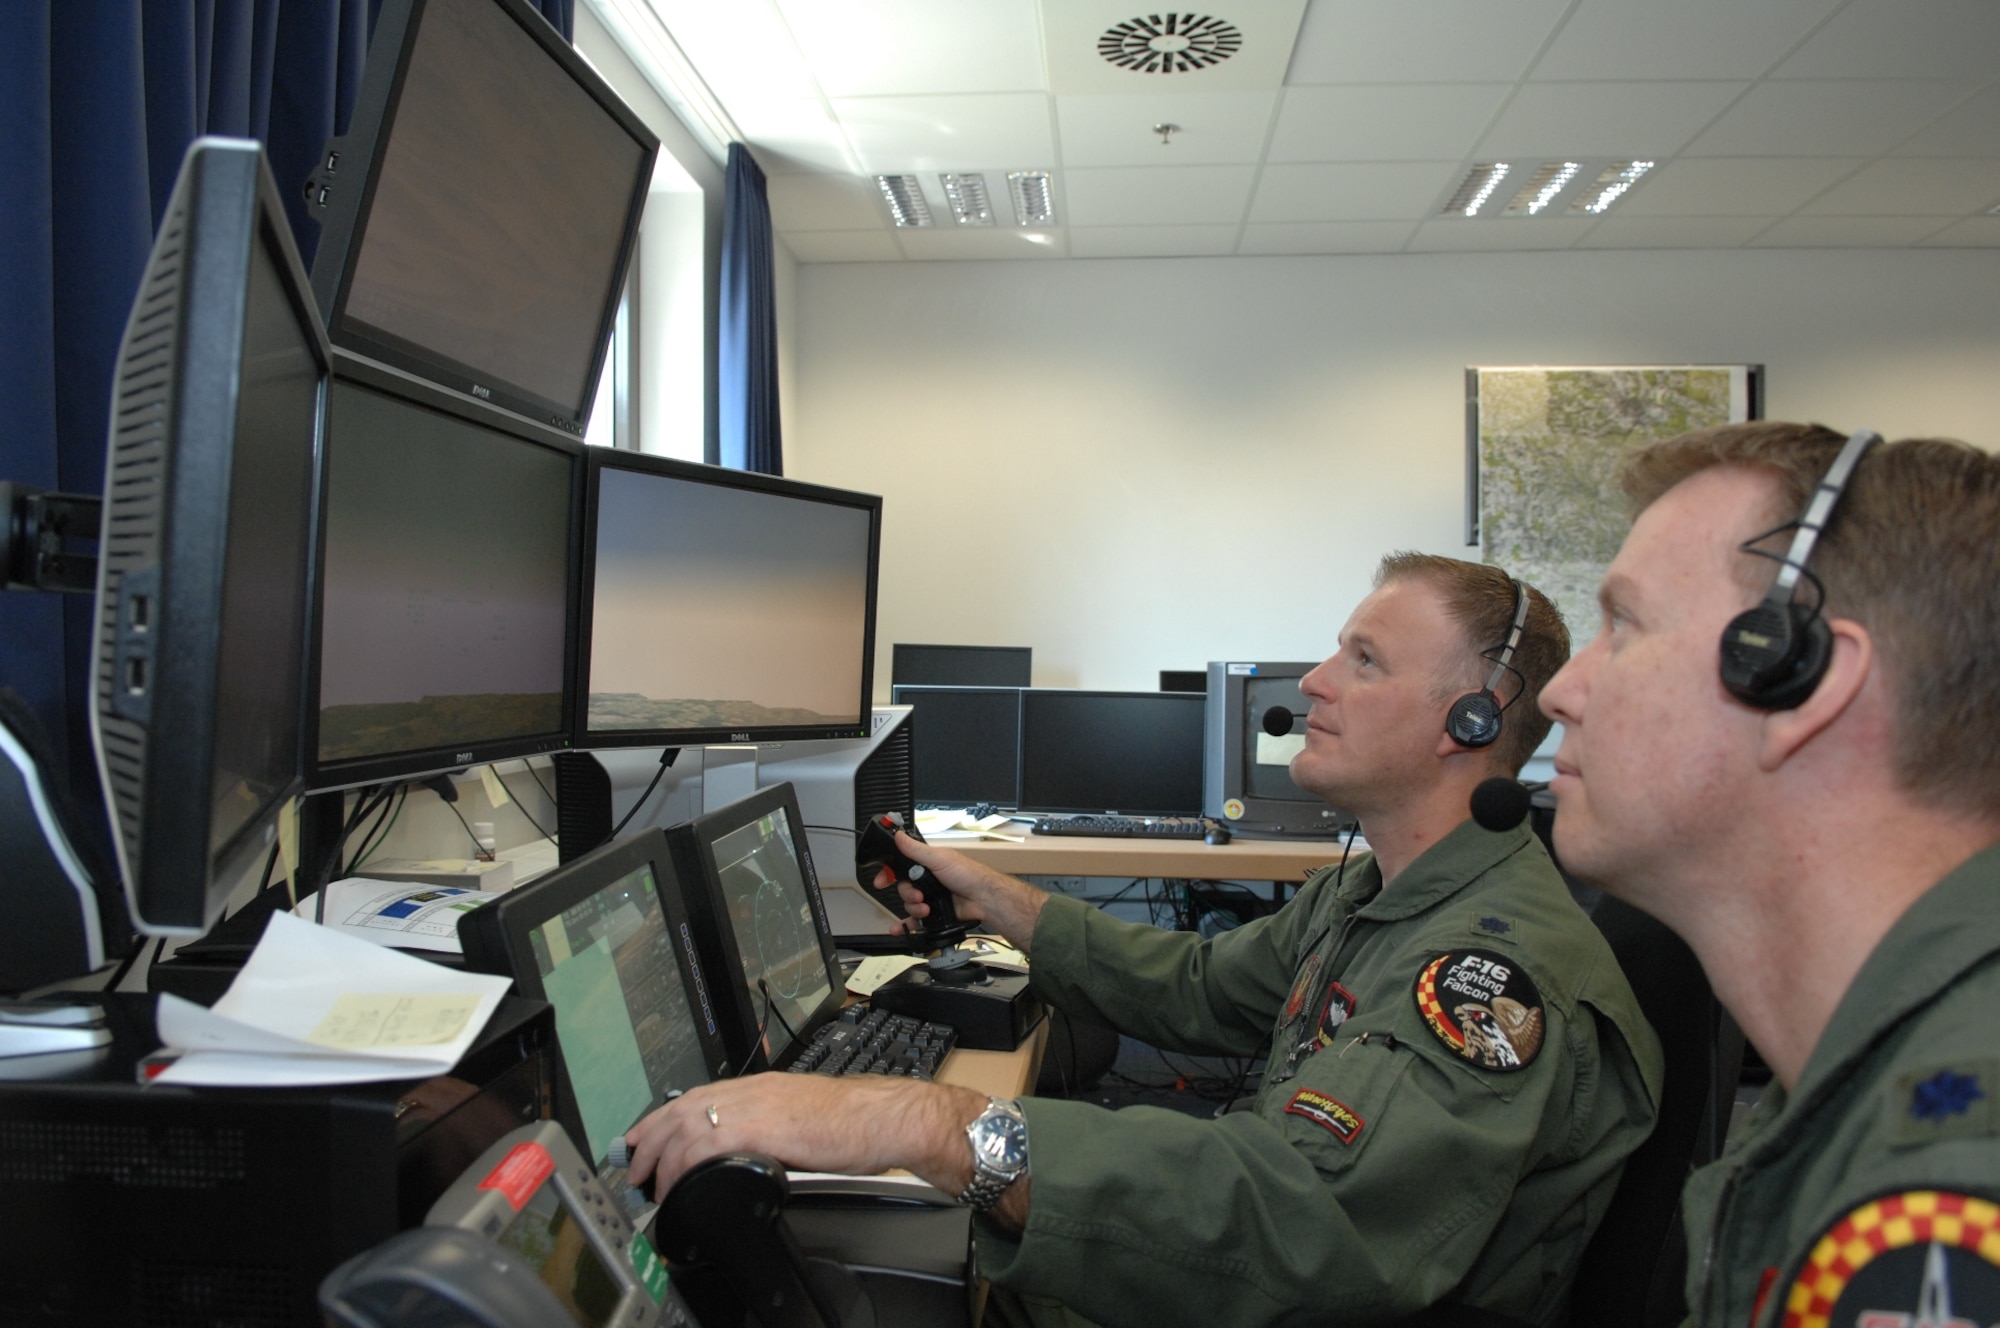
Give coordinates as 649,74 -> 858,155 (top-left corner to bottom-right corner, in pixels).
663,783 -> 842,1073
308,0 -> 658,434
1158,670 -> 1207,694
456,828 -> 730,1170
889,685 -> 1021,808
91,137 -> 332,936
1016,690 -> 1205,817
1202,661 -> 1351,839
890,644 -> 1031,688
309,354 -> 581,792
576,450 -> 880,750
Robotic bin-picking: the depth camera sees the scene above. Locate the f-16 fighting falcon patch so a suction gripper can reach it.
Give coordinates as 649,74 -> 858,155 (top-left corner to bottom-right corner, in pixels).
1413,949 -> 1545,1072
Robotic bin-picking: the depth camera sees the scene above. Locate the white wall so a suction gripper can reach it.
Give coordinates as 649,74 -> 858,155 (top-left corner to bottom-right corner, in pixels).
780,248 -> 2000,698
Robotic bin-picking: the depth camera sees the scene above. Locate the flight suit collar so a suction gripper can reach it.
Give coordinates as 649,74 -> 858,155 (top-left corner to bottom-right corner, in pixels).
1343,817 -> 1540,923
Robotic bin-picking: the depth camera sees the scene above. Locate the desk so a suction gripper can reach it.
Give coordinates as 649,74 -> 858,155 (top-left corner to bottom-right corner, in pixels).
952,833 -> 1349,884
936,1017 -> 1047,1098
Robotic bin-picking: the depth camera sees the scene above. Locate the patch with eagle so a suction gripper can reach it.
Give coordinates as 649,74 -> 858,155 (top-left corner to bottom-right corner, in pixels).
1414,949 -> 1546,1072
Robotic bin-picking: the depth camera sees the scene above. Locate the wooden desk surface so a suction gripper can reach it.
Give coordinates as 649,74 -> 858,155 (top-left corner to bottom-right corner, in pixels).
936,1018 -> 1047,1099
952,833 -> 1348,883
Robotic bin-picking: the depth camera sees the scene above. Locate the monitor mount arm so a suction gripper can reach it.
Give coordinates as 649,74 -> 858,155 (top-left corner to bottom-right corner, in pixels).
0,482 -> 101,595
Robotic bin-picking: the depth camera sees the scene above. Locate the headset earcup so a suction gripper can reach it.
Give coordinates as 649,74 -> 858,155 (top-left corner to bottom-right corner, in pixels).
1720,604 -> 1829,709
1446,691 -> 1504,748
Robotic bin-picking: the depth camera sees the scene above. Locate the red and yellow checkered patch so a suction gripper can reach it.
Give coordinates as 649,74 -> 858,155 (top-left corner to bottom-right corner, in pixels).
1782,1190 -> 2000,1328
1414,954 -> 1464,1050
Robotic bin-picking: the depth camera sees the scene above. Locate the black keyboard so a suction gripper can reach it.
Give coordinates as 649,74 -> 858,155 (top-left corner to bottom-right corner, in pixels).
788,1006 -> 958,1079
1031,815 -> 1208,839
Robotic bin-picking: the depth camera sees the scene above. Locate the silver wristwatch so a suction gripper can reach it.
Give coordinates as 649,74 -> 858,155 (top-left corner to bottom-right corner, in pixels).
958,1097 -> 1030,1212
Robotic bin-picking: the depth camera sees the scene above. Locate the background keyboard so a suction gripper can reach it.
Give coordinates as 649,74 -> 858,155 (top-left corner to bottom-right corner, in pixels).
789,1006 -> 957,1079
1031,815 -> 1208,839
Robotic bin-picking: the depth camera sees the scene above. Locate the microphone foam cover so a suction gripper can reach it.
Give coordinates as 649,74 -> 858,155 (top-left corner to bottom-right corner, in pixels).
1470,777 -> 1533,833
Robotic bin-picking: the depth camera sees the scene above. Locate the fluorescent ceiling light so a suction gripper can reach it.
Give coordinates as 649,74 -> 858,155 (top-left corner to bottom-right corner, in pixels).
1442,163 -> 1510,217
1009,171 -> 1056,227
940,173 -> 996,227
1569,161 -> 1655,215
876,175 -> 934,227
1504,161 -> 1581,216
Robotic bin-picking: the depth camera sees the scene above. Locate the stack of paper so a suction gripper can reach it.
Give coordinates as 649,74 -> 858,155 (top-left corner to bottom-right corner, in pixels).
152,910 -> 512,1087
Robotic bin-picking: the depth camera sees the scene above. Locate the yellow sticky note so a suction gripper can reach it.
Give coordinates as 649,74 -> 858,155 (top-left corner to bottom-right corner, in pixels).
479,765 -> 510,809
307,993 -> 478,1049
278,798 -> 300,882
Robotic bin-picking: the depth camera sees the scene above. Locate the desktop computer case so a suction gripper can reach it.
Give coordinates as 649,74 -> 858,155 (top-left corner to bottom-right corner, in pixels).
757,704 -> 916,933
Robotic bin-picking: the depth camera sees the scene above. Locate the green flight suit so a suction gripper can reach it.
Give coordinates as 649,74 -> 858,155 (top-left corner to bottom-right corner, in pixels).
977,818 -> 1664,1327
1680,841 -> 2000,1328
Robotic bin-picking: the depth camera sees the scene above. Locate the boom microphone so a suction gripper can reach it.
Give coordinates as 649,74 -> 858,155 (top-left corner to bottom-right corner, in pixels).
1470,777 -> 1541,833
1261,706 -> 1303,738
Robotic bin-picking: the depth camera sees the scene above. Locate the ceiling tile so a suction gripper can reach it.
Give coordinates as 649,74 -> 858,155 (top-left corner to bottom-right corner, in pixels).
1404,218 -> 1596,251
1477,82 -> 1748,159
734,101 -> 861,175
1064,165 -> 1258,226
830,94 -> 1056,174
1251,161 -> 1463,222
773,0 -> 1047,98
1749,216 -> 1961,246
1286,0 -> 1570,85
1892,84 -> 2000,157
1613,157 -> 1867,216
1800,158 -> 2000,216
1772,0 -> 2000,80
1685,80 -> 1980,157
1918,216 -> 2000,247
781,230 -> 905,262
1267,85 -> 1512,163
1531,0 -> 1843,81
1237,221 -> 1420,254
765,172 -> 888,231
1573,216 -> 1781,249
1057,92 -> 1278,167
892,228 -> 1070,260
1068,225 -> 1242,258
1041,0 -> 1310,95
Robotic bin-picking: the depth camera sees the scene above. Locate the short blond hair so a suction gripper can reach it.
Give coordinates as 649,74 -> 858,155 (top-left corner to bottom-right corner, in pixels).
1375,552 -> 1569,774
1623,422 -> 2000,820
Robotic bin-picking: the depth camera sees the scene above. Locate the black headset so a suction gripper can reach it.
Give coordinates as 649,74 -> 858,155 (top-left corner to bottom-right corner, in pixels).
1446,575 -> 1530,749
1718,428 -> 1879,710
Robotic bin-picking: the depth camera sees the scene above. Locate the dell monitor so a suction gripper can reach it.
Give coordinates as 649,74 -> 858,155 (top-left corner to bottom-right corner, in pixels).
1202,661 -> 1352,839
456,828 -> 730,1172
308,0 -> 657,434
1016,690 -> 1205,817
308,354 -> 582,792
889,685 -> 1022,808
91,137 -> 332,937
662,783 -> 843,1073
576,450 -> 880,750
891,644 -> 1032,688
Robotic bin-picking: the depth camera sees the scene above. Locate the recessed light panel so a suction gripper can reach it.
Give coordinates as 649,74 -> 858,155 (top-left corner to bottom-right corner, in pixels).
1442,163 -> 1510,217
876,174 -> 934,227
1009,171 -> 1057,226
940,173 -> 996,226
1568,161 -> 1655,215
1504,161 -> 1582,216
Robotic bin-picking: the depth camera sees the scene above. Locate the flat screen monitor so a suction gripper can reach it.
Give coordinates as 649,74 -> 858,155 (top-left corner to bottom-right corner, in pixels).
91,137 -> 332,936
1017,690 -> 1206,817
1159,670 -> 1207,694
456,829 -> 730,1170
889,685 -> 1022,808
1203,661 -> 1352,838
308,0 -> 658,434
891,644 -> 1032,688
576,450 -> 880,750
308,354 -> 581,791
663,783 -> 842,1074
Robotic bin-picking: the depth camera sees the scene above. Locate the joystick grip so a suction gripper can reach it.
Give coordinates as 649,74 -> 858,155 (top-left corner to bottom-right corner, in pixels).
857,813 -> 959,931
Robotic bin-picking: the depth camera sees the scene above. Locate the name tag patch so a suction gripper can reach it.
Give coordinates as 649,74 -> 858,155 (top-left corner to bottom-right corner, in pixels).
1285,1089 -> 1365,1145
1414,948 -> 1545,1072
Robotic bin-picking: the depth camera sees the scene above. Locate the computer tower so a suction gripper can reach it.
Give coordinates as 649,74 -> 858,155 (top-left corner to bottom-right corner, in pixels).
755,705 -> 915,932
0,993 -> 558,1327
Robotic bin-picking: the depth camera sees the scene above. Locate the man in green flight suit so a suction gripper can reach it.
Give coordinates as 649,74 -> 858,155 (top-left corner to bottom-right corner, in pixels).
1536,422 -> 2000,1328
627,552 -> 1663,1326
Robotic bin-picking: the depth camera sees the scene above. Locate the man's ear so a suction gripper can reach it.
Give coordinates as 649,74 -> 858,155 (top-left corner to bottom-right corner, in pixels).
1757,617 -> 1872,772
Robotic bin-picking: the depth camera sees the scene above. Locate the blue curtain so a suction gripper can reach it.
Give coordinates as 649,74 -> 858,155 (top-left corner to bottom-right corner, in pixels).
718,142 -> 783,475
0,0 -> 572,839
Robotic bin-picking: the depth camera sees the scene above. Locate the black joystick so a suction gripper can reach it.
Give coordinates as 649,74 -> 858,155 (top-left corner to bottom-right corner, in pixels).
856,813 -> 985,984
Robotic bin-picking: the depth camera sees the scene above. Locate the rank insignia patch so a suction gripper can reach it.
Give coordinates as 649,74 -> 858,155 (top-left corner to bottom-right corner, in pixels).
1780,1190 -> 2000,1328
1414,949 -> 1545,1071
1285,1089 -> 1365,1144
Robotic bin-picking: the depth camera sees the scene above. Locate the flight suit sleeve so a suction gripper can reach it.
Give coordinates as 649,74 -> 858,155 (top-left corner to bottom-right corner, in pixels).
977,949 -> 1585,1326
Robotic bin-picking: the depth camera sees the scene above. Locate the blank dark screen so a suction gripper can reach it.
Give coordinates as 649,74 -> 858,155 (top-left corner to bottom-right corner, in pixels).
1018,691 -> 1205,815
892,686 -> 1021,806
891,644 -> 1031,688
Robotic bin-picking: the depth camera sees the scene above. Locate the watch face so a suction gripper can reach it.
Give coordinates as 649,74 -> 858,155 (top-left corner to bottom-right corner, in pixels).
974,1111 -> 1029,1172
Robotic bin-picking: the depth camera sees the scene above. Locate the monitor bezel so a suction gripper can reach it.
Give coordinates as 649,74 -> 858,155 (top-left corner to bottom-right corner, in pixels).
455,826 -> 734,1153
307,0 -> 658,436
572,448 -> 882,751
1015,688 -> 1208,817
662,782 -> 843,1074
304,350 -> 585,794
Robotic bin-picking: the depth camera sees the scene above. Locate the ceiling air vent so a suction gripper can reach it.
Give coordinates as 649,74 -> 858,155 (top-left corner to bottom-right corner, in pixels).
1098,13 -> 1243,74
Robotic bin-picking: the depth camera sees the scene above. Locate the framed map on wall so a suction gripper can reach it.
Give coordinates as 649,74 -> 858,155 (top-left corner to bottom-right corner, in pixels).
1467,364 -> 1763,645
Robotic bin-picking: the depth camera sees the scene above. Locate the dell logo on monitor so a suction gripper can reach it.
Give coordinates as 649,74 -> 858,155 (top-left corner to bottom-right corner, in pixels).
730,732 -> 751,743
470,384 -> 490,399
454,751 -> 474,764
